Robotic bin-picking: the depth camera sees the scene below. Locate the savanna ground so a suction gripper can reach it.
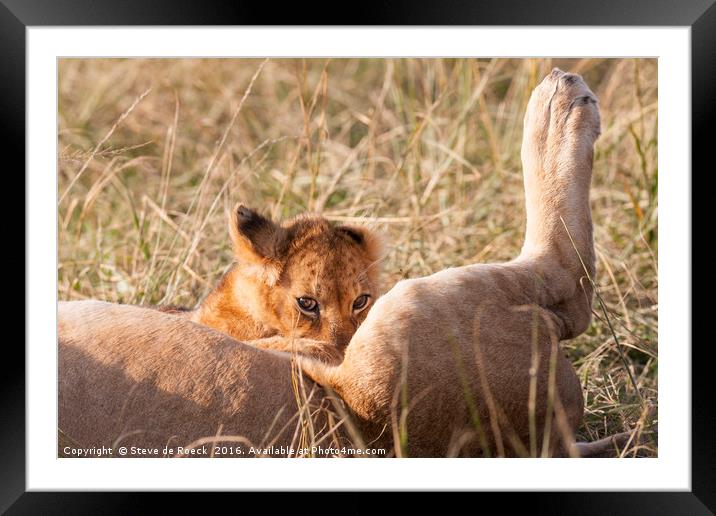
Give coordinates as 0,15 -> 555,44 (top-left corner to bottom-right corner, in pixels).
58,58 -> 658,457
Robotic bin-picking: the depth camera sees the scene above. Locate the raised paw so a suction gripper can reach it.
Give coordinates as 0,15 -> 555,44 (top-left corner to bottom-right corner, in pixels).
522,68 -> 601,174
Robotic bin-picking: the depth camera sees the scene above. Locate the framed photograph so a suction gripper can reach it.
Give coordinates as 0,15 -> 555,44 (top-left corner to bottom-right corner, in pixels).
5,0 -> 709,511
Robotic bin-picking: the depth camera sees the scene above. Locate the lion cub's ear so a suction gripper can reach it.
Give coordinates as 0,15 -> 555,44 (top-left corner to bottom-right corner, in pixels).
336,225 -> 385,265
229,205 -> 286,285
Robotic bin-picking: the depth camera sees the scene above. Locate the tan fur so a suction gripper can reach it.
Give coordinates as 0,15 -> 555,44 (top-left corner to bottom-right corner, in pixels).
298,68 -> 600,456
59,70 -> 603,457
187,207 -> 384,363
59,300 -> 356,456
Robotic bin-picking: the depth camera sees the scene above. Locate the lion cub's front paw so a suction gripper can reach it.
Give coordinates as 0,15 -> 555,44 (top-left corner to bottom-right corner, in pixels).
300,340 -> 345,364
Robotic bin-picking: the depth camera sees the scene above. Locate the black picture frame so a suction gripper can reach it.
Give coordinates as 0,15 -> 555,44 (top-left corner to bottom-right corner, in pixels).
4,0 -> 709,512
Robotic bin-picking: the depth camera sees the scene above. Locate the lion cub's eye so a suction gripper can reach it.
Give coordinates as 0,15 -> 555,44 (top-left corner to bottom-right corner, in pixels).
296,297 -> 319,314
352,294 -> 370,311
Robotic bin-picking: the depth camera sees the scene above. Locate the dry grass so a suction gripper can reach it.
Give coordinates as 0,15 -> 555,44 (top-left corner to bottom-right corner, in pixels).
58,58 -> 658,457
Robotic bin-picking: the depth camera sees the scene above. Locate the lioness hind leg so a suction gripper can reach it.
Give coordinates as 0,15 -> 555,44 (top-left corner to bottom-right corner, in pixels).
519,68 -> 601,336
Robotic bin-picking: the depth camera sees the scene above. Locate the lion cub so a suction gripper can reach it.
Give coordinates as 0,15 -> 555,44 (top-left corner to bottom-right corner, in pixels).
185,205 -> 383,363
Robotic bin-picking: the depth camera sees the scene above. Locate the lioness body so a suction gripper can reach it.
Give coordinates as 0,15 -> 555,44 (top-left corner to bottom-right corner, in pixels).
59,301 -> 356,456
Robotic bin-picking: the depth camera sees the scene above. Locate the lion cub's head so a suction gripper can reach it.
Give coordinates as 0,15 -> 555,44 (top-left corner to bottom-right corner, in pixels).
230,205 -> 384,350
